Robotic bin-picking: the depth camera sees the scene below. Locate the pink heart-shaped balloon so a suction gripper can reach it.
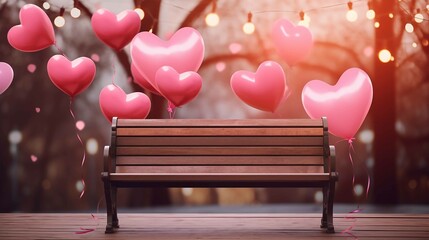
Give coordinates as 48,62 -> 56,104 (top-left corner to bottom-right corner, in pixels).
91,9 -> 141,51
7,4 -> 55,52
130,27 -> 204,88
272,18 -> 313,66
131,63 -> 160,95
0,62 -> 14,95
47,55 -> 96,97
99,84 -> 151,122
301,68 -> 373,139
230,61 -> 287,112
155,66 -> 202,107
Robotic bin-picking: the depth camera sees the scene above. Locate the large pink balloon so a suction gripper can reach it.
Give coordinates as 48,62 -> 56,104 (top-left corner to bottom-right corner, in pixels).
155,66 -> 202,107
91,9 -> 141,51
131,63 -> 160,95
99,84 -> 151,122
0,62 -> 14,95
47,55 -> 96,98
130,27 -> 204,88
272,18 -> 313,66
7,4 -> 55,52
230,61 -> 287,112
302,68 -> 373,140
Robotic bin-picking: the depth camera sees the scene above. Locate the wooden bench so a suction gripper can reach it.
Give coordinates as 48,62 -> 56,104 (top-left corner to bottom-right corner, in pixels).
101,117 -> 338,234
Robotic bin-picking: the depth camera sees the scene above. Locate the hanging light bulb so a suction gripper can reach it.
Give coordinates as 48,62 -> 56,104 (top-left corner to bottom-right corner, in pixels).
412,42 -> 417,48
374,21 -> 380,28
414,12 -> 424,23
205,1 -> 219,27
54,8 -> 66,28
135,8 -> 145,20
298,11 -> 310,27
346,1 -> 358,22
378,49 -> 392,63
388,13 -> 394,18
42,2 -> 50,10
242,12 -> 255,34
405,23 -> 414,33
366,9 -> 375,19
70,8 -> 81,18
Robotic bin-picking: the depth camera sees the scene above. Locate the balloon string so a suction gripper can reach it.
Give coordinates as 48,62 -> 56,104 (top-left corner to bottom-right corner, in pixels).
111,54 -> 116,85
75,196 -> 103,234
54,43 -> 67,58
69,99 -> 86,198
167,101 -> 176,119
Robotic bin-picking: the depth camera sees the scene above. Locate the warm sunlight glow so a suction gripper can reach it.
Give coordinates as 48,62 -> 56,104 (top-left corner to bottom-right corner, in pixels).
54,16 -> 65,28
405,23 -> 414,33
366,9 -> 375,20
70,8 -> 81,18
205,12 -> 219,27
346,10 -> 358,22
378,49 -> 392,63
242,22 -> 255,34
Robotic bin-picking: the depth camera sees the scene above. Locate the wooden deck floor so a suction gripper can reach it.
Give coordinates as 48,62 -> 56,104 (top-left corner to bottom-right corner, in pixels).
1,213 -> 428,239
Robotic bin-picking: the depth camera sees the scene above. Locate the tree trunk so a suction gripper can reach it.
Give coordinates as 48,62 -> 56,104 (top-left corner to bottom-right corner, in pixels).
372,0 -> 397,204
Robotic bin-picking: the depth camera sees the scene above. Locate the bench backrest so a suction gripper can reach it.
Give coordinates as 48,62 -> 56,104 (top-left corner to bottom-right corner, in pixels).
108,117 -> 331,177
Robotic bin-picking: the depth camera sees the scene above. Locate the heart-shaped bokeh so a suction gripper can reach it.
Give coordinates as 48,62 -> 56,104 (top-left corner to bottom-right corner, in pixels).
99,84 -> 151,122
230,61 -> 287,112
91,9 -> 141,51
0,62 -> 14,95
301,68 -> 373,139
155,66 -> 202,107
47,55 -> 96,97
271,18 -> 313,66
7,4 -> 55,52
130,27 -> 204,89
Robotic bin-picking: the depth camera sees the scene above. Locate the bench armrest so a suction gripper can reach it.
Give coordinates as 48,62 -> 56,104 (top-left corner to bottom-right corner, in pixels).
329,145 -> 337,177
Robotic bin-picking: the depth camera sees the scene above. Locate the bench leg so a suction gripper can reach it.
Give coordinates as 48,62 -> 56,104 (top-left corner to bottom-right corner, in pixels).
103,178 -> 115,234
112,186 -> 119,229
326,180 -> 336,233
320,185 -> 328,229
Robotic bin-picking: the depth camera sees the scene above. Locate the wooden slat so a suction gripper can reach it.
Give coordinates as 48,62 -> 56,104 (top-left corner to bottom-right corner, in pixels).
109,172 -> 330,182
116,156 -> 325,166
116,127 -> 324,137
116,136 -> 324,146
116,146 -> 324,156
115,166 -> 324,174
117,118 -> 324,127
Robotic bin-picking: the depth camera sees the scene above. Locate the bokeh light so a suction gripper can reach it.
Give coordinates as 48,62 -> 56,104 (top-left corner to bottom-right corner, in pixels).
205,12 -> 220,27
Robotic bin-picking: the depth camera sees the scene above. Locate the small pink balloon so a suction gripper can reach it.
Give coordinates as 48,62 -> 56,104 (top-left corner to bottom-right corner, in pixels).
216,62 -> 226,72
76,120 -> 85,131
35,107 -> 41,113
99,84 -> 151,122
272,18 -> 313,66
155,66 -> 203,107
131,63 -> 160,95
91,9 -> 141,51
130,27 -> 205,88
27,64 -> 36,73
228,43 -> 242,54
7,4 -> 55,52
301,68 -> 373,140
31,155 -> 38,162
0,62 -> 14,95
47,55 -> 96,98
230,61 -> 287,112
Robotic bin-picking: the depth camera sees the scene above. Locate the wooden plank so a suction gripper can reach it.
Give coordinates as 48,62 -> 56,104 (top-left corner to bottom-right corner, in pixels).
116,127 -> 324,137
109,173 -> 330,182
117,118 -> 324,127
116,136 -> 324,146
115,165 -> 324,174
1,213 -> 429,240
116,156 -> 325,166
116,146 -> 324,156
